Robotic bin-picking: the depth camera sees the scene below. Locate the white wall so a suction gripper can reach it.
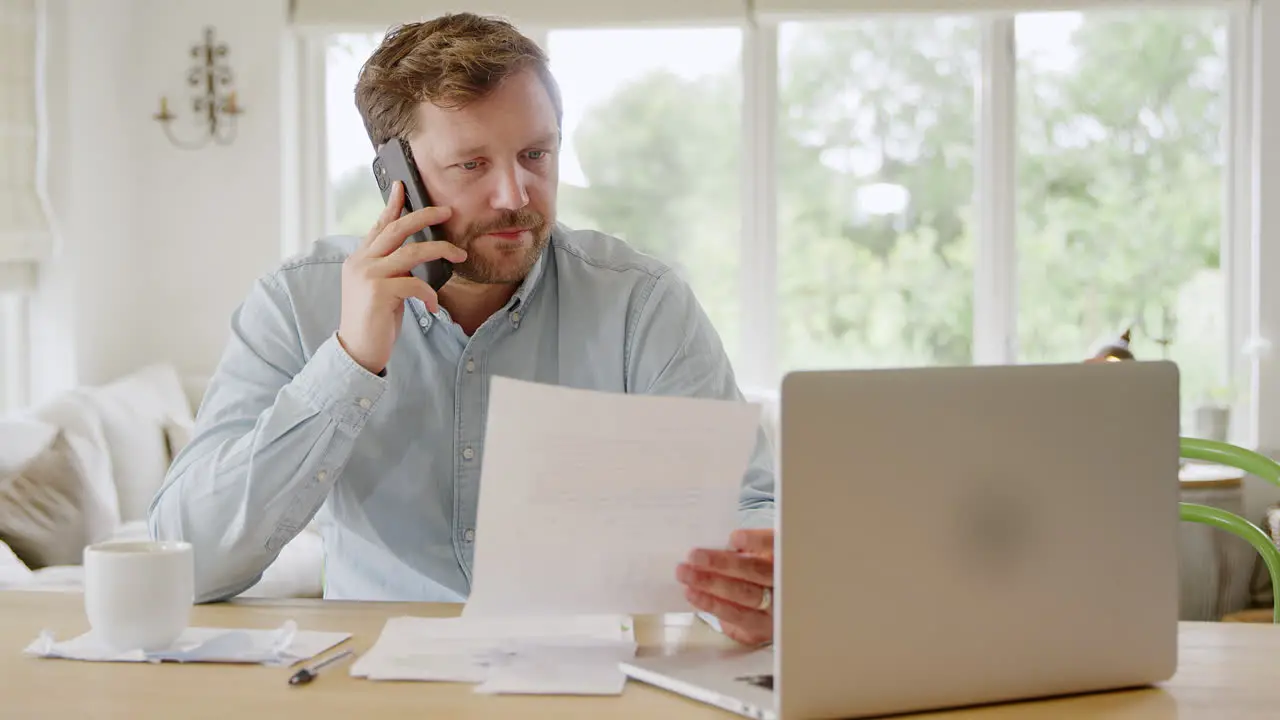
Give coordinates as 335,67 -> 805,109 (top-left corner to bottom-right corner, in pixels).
30,0 -> 138,403
31,0 -> 290,404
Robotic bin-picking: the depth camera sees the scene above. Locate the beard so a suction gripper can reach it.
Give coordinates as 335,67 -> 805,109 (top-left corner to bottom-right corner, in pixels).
444,208 -> 552,285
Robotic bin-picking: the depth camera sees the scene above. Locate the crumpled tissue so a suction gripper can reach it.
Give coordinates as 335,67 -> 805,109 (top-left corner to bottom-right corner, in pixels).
23,620 -> 350,667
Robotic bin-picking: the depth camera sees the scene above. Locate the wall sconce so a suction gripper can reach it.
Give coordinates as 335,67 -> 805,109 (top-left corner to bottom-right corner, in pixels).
152,26 -> 244,149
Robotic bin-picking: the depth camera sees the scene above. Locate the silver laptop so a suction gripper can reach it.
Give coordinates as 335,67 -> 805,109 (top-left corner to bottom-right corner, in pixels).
621,362 -> 1181,719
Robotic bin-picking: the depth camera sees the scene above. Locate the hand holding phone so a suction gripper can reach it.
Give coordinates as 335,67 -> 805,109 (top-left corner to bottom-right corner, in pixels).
336,181 -> 466,376
372,139 -> 453,291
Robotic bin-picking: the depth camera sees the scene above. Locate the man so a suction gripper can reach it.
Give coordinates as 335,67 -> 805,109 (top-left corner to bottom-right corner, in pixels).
148,13 -> 776,646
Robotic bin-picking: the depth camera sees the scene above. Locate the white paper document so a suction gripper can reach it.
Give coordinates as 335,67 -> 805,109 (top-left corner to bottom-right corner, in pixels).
474,643 -> 636,695
463,377 -> 762,617
350,614 -> 637,695
24,621 -> 350,667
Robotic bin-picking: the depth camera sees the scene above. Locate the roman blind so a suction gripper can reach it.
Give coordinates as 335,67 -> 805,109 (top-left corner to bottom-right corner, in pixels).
0,0 -> 52,293
290,0 -> 749,28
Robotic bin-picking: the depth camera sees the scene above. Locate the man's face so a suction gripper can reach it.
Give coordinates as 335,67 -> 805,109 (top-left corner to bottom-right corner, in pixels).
408,68 -> 559,285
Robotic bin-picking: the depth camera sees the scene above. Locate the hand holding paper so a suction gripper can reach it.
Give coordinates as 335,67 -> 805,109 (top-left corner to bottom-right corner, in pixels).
679,527 -> 776,646
463,377 -> 762,618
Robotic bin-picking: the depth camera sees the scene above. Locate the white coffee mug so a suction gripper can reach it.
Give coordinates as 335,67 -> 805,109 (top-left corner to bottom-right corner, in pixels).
83,540 -> 194,652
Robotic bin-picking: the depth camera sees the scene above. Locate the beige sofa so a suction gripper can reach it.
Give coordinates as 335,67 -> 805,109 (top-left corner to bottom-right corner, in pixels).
0,364 -> 322,598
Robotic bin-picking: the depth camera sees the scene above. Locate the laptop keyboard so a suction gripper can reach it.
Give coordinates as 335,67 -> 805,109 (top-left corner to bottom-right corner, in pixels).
736,674 -> 775,691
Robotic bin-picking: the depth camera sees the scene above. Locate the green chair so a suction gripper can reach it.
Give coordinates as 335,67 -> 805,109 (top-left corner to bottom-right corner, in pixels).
1178,437 -> 1280,623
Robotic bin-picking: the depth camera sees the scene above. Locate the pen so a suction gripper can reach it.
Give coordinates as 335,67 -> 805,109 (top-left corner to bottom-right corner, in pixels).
288,649 -> 355,686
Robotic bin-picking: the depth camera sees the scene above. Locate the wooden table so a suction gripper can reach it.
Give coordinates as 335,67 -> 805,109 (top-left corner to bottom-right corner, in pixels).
5,591 -> 1280,719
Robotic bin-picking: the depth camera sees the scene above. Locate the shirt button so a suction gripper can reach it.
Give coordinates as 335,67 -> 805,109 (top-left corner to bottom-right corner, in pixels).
464,528 -> 475,543
358,398 -> 372,410
462,446 -> 475,460
510,311 -> 521,323
317,470 -> 327,481
465,359 -> 475,373
419,316 -> 429,327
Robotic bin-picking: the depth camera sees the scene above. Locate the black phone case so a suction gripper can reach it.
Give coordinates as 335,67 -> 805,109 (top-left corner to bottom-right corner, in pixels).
372,139 -> 453,291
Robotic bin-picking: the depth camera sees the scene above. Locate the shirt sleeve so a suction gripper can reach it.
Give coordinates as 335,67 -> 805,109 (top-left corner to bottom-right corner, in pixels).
147,271 -> 387,603
624,268 -> 777,530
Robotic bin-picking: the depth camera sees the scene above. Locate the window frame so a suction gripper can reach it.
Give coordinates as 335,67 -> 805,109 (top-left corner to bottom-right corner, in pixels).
288,29 -> 332,260
974,16 -> 1018,367
293,0 -> 1263,446
1226,0 -> 1256,447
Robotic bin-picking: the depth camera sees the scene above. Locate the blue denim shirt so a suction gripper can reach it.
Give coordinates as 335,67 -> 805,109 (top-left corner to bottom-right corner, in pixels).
148,224 -> 776,604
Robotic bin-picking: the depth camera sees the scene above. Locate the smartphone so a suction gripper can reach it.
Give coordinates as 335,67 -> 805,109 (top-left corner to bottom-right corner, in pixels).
371,138 -> 453,290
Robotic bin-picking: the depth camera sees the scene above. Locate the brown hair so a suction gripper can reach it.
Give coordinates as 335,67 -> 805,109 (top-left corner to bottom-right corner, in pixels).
354,13 -> 562,146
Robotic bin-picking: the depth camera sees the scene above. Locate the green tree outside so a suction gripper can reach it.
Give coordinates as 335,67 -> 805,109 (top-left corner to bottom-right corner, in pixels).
331,10 -> 1232,429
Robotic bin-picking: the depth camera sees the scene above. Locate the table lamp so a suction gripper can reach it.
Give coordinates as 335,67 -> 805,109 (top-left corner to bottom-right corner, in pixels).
1088,328 -> 1135,363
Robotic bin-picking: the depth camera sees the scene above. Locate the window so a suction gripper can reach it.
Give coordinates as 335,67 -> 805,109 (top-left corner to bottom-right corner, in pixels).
306,2 -> 1254,440
1014,9 -> 1231,429
546,27 -> 744,364
326,33 -> 386,238
776,17 -> 978,372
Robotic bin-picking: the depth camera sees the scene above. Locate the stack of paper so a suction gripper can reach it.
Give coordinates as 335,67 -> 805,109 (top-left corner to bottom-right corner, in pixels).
349,614 -> 637,695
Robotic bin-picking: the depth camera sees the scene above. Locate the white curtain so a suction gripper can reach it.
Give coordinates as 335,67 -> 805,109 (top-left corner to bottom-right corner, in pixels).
0,0 -> 52,293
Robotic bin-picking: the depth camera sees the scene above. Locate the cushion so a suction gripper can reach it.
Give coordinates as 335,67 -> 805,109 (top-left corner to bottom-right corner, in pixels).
28,390 -> 122,542
0,431 -> 94,569
0,418 -> 57,474
82,364 -> 196,522
104,364 -> 194,426
163,417 -> 195,463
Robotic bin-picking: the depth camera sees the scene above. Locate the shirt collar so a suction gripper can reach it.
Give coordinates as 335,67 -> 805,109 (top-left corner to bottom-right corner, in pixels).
406,225 -> 557,331
508,231 -> 551,312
